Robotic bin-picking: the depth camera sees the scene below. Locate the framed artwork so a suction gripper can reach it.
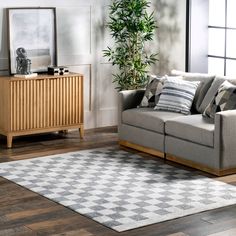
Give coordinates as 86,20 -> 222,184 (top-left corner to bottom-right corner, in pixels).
7,7 -> 57,74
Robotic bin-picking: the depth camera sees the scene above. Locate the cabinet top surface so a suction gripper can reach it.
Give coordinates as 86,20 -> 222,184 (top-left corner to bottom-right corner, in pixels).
0,72 -> 83,81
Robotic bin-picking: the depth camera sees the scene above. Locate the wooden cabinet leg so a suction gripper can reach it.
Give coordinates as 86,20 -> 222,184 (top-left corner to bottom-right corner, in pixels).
79,126 -> 84,139
7,135 -> 13,148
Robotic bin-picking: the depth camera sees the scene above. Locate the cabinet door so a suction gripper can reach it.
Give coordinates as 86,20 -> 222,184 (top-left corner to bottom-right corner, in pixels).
10,76 -> 83,132
47,76 -> 83,127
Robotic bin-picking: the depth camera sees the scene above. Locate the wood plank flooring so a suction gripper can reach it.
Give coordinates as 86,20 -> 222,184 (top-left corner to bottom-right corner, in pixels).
0,127 -> 236,236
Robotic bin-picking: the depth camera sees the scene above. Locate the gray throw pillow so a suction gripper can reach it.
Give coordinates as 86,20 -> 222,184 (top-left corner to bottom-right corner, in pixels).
154,77 -> 200,115
139,75 -> 166,107
203,81 -> 236,119
171,70 -> 215,113
199,76 -> 226,113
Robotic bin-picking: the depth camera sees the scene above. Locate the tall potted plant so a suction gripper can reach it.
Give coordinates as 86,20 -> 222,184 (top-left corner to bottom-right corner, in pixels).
103,0 -> 157,91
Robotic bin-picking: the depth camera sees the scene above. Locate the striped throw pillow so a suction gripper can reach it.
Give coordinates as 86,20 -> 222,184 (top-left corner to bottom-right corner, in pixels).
154,77 -> 200,115
139,75 -> 183,107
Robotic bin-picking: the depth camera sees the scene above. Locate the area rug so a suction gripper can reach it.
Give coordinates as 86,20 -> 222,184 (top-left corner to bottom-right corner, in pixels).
1,147 -> 236,232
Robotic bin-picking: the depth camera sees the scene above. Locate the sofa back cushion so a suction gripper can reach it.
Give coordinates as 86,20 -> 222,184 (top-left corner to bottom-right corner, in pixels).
154,77 -> 200,115
171,70 -> 215,113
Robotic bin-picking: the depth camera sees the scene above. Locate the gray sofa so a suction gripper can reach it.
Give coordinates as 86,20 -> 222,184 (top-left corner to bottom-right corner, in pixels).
118,71 -> 236,176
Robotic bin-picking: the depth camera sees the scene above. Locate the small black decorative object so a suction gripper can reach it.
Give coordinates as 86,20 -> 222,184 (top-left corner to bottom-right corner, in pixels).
16,47 -> 32,75
48,66 -> 69,75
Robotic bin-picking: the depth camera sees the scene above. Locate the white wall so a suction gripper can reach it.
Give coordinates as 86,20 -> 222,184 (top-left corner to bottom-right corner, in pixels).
151,0 -> 187,75
0,0 -> 186,129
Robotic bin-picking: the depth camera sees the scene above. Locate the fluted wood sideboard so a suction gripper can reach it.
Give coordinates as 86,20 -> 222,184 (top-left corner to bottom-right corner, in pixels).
0,73 -> 84,148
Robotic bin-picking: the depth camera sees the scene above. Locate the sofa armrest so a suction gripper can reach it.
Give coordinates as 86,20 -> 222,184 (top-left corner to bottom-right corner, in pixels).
215,110 -> 236,169
118,90 -> 145,126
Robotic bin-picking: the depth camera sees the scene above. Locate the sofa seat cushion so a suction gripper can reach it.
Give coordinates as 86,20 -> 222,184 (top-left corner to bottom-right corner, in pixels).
165,114 -> 214,147
122,108 -> 185,134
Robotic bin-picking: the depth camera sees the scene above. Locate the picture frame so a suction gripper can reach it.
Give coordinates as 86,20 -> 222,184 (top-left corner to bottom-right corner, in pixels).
7,7 -> 57,74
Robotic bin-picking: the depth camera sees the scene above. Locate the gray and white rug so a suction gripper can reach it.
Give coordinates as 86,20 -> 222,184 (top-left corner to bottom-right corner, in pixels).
1,147 -> 236,232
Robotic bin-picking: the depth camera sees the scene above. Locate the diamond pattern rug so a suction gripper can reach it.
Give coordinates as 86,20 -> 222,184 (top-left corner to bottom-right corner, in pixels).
0,147 -> 236,232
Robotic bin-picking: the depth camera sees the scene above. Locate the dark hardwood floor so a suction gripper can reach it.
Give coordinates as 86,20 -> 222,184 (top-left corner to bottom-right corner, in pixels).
0,127 -> 236,236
